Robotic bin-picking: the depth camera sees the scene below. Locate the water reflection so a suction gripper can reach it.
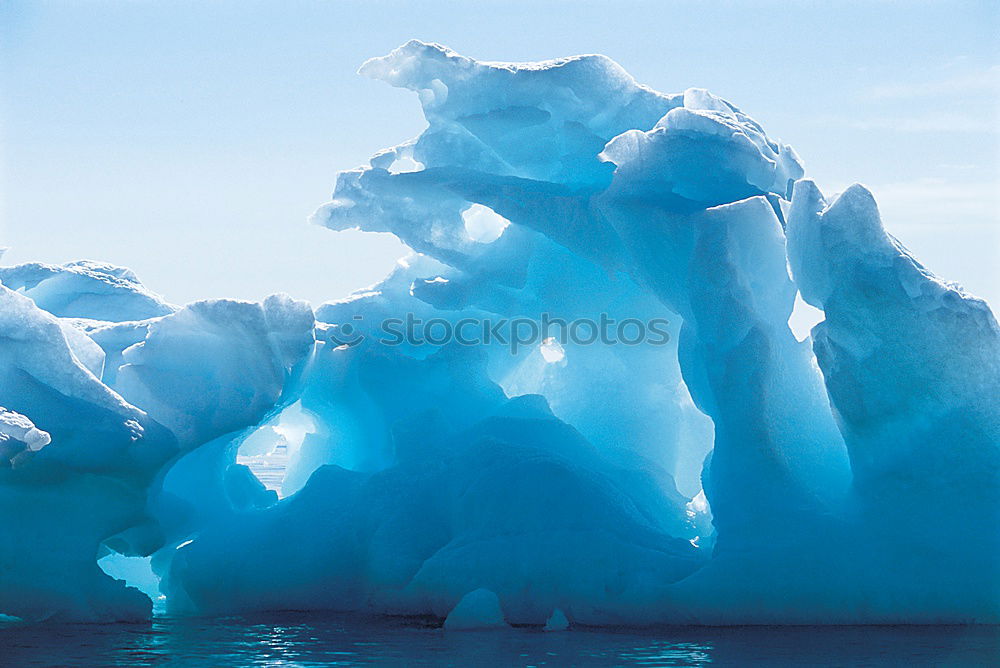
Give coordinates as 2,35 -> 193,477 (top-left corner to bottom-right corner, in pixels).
1,613 -> 997,666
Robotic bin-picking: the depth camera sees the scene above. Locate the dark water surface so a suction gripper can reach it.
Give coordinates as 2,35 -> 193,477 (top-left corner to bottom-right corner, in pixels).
1,613 -> 997,667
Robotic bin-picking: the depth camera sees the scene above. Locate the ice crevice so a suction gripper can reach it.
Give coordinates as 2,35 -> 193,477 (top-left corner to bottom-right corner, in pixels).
0,40 -> 996,626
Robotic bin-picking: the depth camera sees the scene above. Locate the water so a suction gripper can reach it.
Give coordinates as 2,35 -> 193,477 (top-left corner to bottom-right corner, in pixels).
1,614 -> 997,667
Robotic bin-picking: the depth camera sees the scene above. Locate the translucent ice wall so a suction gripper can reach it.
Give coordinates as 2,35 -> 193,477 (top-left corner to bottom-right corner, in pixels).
0,42 -> 996,625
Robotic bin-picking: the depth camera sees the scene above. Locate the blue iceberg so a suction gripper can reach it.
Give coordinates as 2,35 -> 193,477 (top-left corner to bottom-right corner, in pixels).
0,41 -> 996,626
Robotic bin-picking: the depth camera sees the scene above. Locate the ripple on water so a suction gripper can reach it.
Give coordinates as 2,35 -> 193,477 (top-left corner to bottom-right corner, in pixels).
1,614 -> 997,667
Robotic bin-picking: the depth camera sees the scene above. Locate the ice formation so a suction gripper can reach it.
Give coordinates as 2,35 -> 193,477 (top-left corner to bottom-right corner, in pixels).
443,588 -> 508,631
0,260 -> 176,322
0,41 -> 996,625
544,608 -> 570,632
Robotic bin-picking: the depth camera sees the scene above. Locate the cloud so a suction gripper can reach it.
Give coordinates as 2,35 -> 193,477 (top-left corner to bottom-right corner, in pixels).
809,112 -> 998,134
830,112 -> 1000,134
812,65 -> 1000,135
867,65 -> 1000,101
857,177 -> 1000,226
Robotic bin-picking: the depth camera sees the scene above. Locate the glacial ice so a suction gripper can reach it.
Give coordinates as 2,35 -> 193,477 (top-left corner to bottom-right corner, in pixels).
0,260 -> 176,322
113,295 -> 314,446
444,589 -> 508,631
544,608 -> 570,632
0,41 -> 996,626
0,407 -> 50,461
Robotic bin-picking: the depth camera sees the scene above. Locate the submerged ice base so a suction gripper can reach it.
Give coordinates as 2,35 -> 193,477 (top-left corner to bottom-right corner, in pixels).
0,41 -> 996,626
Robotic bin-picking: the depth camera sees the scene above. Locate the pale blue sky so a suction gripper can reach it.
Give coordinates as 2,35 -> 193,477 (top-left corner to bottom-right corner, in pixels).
1,1 -> 997,307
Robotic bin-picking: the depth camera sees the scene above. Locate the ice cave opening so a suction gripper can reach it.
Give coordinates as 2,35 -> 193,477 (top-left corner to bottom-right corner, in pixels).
236,401 -> 317,498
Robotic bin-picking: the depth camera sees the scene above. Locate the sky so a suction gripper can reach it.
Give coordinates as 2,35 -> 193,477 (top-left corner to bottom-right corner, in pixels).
1,0 -> 998,307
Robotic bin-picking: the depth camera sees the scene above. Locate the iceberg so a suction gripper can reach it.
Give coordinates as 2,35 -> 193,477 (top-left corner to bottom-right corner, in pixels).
544,608 -> 570,632
0,41 -> 996,626
113,294 -> 314,446
0,407 -> 50,461
0,260 -> 176,322
444,589 -> 508,631
0,283 -> 174,622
